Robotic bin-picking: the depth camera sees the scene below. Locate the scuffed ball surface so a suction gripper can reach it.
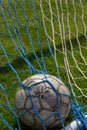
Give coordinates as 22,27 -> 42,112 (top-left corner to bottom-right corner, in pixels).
15,74 -> 70,129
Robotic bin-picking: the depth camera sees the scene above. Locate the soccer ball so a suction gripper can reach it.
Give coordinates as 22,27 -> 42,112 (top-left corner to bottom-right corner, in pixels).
15,74 -> 70,129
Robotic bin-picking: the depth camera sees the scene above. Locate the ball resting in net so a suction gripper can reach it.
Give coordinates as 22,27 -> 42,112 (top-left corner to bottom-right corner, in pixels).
15,74 -> 70,129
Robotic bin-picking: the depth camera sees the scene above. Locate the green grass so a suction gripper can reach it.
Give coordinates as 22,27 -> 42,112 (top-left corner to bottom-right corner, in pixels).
0,0 -> 87,129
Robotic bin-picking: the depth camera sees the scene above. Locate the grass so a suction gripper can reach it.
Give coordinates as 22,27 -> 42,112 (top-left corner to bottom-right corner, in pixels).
0,0 -> 87,129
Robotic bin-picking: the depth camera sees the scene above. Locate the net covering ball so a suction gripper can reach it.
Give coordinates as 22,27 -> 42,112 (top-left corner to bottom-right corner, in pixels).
15,74 -> 70,129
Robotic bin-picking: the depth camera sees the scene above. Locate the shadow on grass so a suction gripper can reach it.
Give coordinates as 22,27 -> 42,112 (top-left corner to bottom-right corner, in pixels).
14,121 -> 32,130
0,33 -> 86,74
14,121 -> 61,130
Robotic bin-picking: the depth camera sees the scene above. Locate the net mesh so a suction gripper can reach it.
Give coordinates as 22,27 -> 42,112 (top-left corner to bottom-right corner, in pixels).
0,0 -> 87,129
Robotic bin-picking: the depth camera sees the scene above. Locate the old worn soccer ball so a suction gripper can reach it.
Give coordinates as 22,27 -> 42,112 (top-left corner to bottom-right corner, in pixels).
15,74 -> 70,129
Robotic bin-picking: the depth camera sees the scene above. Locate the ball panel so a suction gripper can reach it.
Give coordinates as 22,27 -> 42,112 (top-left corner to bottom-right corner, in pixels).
25,97 -> 32,109
20,110 -> 35,127
15,87 -> 27,109
39,83 -> 58,109
31,96 -> 42,111
58,84 -> 69,95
